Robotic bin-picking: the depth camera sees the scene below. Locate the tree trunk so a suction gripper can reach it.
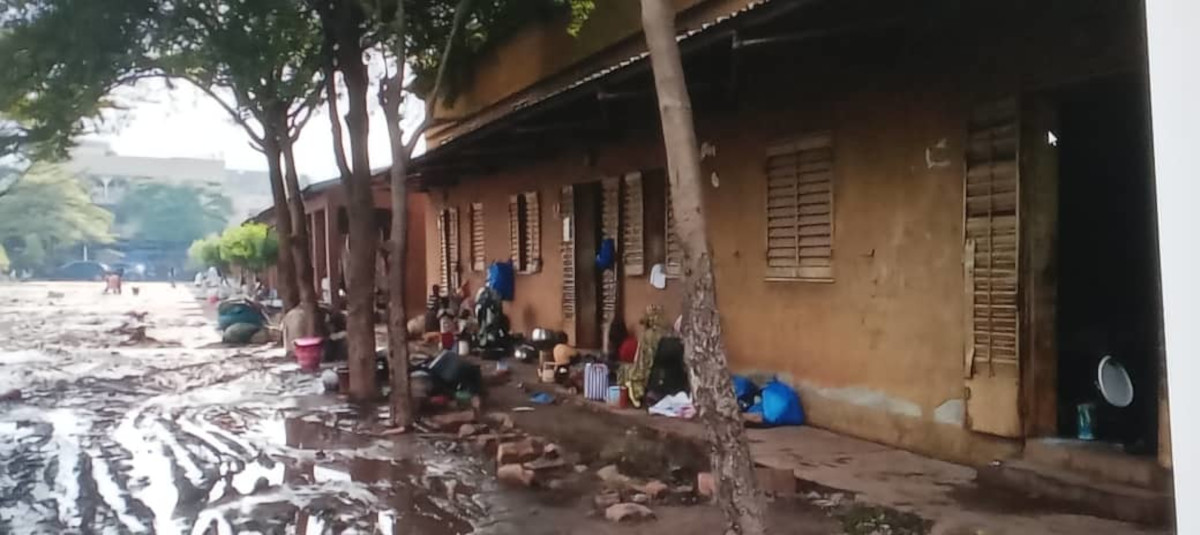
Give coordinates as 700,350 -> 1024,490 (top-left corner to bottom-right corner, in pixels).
385,112 -> 412,428
639,1 -> 766,533
339,34 -> 380,402
281,127 -> 320,337
263,131 -> 299,311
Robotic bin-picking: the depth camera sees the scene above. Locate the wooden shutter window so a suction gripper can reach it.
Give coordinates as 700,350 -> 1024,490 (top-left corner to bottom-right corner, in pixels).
622,172 -> 645,276
522,191 -> 541,273
664,185 -> 682,277
470,202 -> 485,272
437,210 -> 449,290
510,191 -> 541,274
447,207 -> 460,288
764,131 -> 834,281
560,186 -> 576,320
437,207 -> 460,290
964,98 -> 1020,374
508,194 -> 521,269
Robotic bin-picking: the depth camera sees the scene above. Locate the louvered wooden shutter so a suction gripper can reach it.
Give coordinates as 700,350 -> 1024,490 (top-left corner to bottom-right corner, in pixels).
623,172 -> 645,276
963,97 -> 1021,438
437,210 -> 449,290
964,98 -> 1019,374
523,191 -> 541,273
447,207 -> 460,288
601,177 -> 620,329
664,185 -> 682,277
470,202 -> 485,272
508,194 -> 521,269
560,185 -> 576,320
764,132 -> 834,281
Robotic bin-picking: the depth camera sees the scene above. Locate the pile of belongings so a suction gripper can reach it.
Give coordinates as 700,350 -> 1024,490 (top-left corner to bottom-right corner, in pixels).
473,285 -> 511,358
217,298 -> 270,345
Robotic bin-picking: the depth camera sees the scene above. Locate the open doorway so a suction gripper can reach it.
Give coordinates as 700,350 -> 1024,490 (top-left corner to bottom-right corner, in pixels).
572,182 -> 604,349
1054,74 -> 1162,453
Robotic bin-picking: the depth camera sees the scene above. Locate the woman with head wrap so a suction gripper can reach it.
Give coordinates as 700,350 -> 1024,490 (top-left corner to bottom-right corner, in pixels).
620,305 -> 666,408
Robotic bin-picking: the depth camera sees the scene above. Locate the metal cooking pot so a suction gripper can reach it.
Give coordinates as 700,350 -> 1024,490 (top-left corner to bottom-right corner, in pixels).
531,328 -> 554,344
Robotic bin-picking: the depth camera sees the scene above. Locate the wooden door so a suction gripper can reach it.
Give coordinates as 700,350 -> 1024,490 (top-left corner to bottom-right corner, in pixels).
573,183 -> 602,349
963,97 -> 1023,437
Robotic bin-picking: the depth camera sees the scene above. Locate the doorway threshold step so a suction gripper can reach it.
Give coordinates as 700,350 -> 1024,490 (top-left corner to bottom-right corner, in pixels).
1024,438 -> 1170,489
977,458 -> 1172,526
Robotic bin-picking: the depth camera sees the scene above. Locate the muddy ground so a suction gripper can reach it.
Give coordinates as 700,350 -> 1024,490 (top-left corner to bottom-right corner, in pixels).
0,282 -> 854,534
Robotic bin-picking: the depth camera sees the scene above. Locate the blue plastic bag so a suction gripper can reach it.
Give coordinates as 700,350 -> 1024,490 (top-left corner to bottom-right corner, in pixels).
596,238 -> 616,270
753,380 -> 804,426
732,375 -> 759,411
486,261 -> 515,301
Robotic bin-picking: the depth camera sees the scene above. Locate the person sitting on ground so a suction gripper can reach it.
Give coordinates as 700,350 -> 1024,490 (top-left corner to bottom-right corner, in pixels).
619,305 -> 667,408
645,336 -> 688,406
424,284 -> 443,334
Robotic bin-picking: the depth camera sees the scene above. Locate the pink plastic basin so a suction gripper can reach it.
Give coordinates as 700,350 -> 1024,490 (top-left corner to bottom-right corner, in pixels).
294,337 -> 324,371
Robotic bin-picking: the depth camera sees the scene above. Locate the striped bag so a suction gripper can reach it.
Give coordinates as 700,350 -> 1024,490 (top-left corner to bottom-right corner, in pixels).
583,363 -> 609,401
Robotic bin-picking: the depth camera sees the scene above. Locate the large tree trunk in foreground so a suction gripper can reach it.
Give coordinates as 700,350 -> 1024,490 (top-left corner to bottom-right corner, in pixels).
263,131 -> 299,311
384,118 -> 412,428
281,129 -> 320,337
338,32 -> 380,402
640,1 -> 766,533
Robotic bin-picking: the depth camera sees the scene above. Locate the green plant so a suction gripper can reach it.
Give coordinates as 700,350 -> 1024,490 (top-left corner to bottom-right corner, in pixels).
217,222 -> 278,274
187,234 -> 225,271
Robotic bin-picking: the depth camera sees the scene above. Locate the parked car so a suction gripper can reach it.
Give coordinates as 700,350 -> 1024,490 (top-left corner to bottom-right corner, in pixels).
51,261 -> 109,281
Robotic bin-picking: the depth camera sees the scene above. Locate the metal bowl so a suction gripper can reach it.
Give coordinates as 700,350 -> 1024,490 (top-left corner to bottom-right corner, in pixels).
531,328 -> 554,344
513,345 -> 538,362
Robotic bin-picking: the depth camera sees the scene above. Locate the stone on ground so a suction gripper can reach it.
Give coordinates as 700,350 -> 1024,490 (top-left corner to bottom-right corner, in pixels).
497,464 -> 535,487
605,503 -> 655,523
639,480 -> 669,500
496,437 -> 542,464
697,472 -> 716,499
596,464 -> 632,488
594,490 -> 621,509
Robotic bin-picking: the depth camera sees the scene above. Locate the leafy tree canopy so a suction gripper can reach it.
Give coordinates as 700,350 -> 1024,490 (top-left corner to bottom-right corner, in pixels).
0,0 -> 595,161
217,222 -> 277,273
0,163 -> 113,271
187,233 -> 225,271
115,182 -> 232,244
0,0 -> 158,160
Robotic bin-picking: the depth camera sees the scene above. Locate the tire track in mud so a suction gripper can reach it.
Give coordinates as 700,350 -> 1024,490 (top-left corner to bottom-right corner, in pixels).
2,343 -> 294,533
2,285 -> 502,535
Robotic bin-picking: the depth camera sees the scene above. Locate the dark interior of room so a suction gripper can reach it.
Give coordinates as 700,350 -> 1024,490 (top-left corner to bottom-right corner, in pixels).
1055,74 -> 1162,452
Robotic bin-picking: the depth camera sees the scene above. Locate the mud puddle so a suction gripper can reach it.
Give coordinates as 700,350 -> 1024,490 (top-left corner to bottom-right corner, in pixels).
0,283 -> 523,535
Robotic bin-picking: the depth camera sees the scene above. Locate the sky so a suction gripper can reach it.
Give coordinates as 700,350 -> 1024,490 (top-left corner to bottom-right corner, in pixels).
86,78 -> 426,182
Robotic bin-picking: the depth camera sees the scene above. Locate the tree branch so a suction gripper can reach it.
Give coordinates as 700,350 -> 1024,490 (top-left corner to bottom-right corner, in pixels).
403,0 -> 473,159
324,68 -> 353,182
177,76 -> 264,145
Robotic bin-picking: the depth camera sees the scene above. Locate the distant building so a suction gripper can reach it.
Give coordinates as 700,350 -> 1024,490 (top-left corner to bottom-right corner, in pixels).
66,141 -> 300,224
65,141 -> 307,278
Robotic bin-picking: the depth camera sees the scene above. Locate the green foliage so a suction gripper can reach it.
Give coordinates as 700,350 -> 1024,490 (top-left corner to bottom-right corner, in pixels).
187,234 -> 225,271
0,0 -> 158,160
217,222 -> 278,273
115,182 -> 231,244
0,243 -> 10,272
0,163 -> 113,271
154,0 -> 325,133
